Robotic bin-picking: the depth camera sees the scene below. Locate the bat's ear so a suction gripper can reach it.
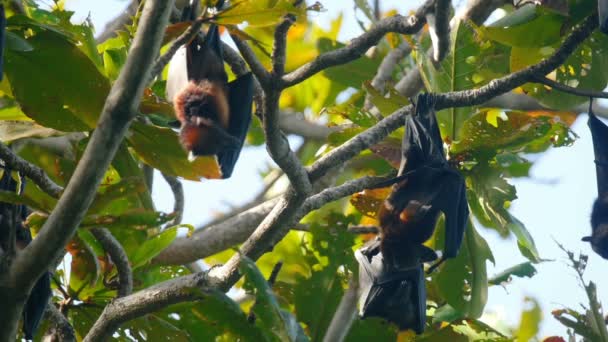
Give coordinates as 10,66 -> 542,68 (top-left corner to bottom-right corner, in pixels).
582,236 -> 592,242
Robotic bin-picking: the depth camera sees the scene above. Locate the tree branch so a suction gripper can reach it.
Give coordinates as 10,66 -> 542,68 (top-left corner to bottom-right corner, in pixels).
83,272 -> 210,341
90,228 -> 133,297
230,34 -> 272,88
282,0 -> 435,87
0,142 -> 63,198
161,173 -> 184,226
11,0 -> 174,303
43,304 -> 76,342
531,75 -> 608,99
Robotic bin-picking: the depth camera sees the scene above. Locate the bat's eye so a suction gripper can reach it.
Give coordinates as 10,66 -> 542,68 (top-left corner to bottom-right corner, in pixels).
399,210 -> 409,222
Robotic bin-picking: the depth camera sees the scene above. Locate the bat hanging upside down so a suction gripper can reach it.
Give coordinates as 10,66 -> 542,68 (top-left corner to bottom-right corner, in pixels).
167,0 -> 254,179
583,98 -> 608,259
355,93 -> 469,333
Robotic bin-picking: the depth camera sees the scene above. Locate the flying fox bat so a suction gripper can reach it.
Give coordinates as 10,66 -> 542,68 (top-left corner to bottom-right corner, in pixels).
0,165 -> 51,340
355,93 -> 469,333
167,0 -> 254,178
583,99 -> 608,259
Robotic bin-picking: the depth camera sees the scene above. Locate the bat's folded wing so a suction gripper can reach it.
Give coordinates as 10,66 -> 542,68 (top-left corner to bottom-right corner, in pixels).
355,245 -> 426,334
217,73 -> 254,178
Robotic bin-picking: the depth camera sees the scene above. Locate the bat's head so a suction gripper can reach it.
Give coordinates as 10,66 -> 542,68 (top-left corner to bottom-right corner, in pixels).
174,80 -> 229,128
582,229 -> 608,259
180,119 -> 240,157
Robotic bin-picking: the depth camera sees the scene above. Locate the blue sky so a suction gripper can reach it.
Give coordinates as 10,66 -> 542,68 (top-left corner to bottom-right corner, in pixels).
61,0 -> 608,338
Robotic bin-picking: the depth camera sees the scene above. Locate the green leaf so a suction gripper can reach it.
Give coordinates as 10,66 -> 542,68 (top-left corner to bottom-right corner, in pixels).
241,256 -> 305,342
489,262 -> 537,286
362,82 -> 409,117
418,21 -> 475,139
128,122 -> 222,180
131,226 -> 179,269
434,220 -> 493,318
4,30 -> 111,131
81,210 -> 174,230
215,0 -> 303,27
516,297 -> 542,342
319,38 -> 381,88
480,6 -> 563,48
67,236 -> 100,299
4,31 -> 33,51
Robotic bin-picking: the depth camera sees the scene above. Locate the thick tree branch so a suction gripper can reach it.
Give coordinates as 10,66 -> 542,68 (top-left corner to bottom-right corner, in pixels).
434,15 -> 598,109
282,0 -> 435,87
83,272 -> 210,341
96,0 -> 139,43
532,75 -> 608,99
152,198 -> 280,265
161,173 -> 184,225
0,143 -> 63,198
11,0 -> 173,306
43,304 -> 76,342
90,228 -> 133,297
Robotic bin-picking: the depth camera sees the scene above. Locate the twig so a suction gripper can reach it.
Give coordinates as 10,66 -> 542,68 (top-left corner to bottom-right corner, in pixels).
322,278 -> 359,342
532,75 -> 608,99
282,0 -> 435,87
161,173 -> 184,226
230,34 -> 272,88
0,142 -> 63,198
427,0 -> 450,62
90,228 -> 133,297
347,225 -> 379,234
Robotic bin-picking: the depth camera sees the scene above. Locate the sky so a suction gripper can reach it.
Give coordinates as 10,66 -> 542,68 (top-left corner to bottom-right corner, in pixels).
59,0 -> 608,338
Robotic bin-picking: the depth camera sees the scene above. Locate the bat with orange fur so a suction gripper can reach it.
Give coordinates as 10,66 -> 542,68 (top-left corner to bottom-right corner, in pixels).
168,1 -> 254,178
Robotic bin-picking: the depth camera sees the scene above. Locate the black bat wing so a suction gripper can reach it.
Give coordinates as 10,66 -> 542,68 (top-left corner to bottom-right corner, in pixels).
600,0 -> 608,33
217,72 -> 254,178
585,108 -> 608,259
588,112 -> 608,198
0,4 -> 5,81
186,24 -> 228,84
355,245 -> 426,334
22,272 -> 52,340
398,93 -> 445,176
431,170 -> 469,259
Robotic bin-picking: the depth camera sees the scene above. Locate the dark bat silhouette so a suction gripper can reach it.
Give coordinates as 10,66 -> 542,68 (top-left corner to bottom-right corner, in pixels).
355,93 -> 469,333
170,0 -> 254,178
600,0 -> 608,33
583,99 -> 608,259
0,4 -> 5,80
0,165 -> 51,340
